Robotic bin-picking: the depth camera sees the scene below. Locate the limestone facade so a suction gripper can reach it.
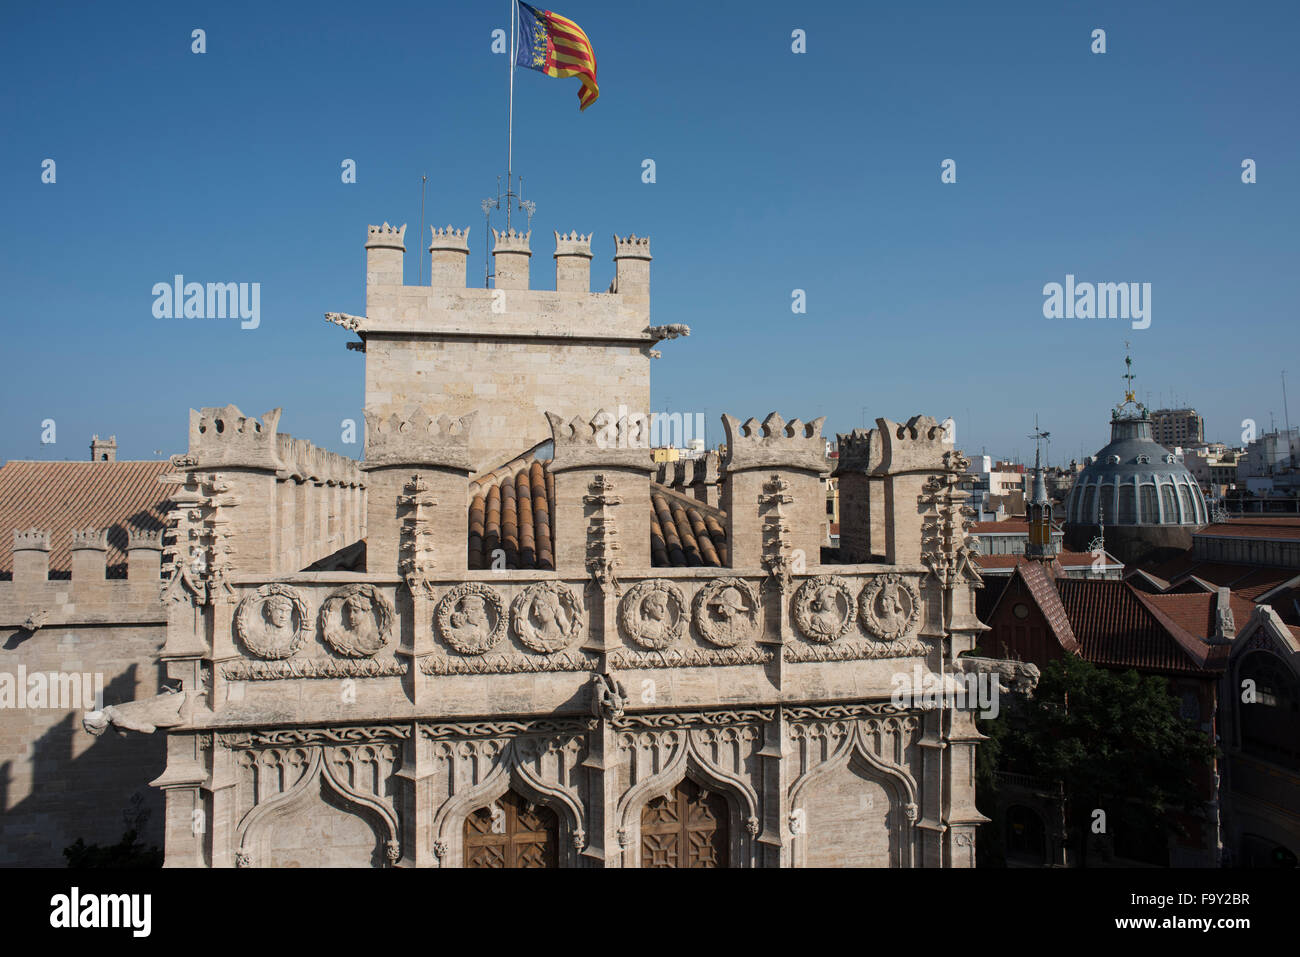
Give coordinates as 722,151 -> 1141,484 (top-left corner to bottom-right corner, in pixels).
6,209 -> 1012,867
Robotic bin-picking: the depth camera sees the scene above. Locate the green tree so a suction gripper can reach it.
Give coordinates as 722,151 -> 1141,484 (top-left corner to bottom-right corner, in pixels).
63,829 -> 163,868
976,655 -> 1215,866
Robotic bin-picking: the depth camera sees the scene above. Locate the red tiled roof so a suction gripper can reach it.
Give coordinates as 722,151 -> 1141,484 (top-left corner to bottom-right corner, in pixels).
1055,579 -> 1221,675
651,486 -> 728,568
0,460 -> 171,578
973,547 -> 1117,571
465,451 -> 729,570
1018,561 -> 1079,653
972,520 -> 1031,534
1196,519 -> 1300,540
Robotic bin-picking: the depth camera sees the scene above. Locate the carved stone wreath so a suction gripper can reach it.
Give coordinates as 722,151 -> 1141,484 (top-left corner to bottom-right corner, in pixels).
792,575 -> 856,644
435,582 -> 507,655
234,583 -> 309,659
619,579 -> 686,650
318,583 -> 395,658
859,573 -> 922,642
510,581 -> 585,654
692,577 -> 762,648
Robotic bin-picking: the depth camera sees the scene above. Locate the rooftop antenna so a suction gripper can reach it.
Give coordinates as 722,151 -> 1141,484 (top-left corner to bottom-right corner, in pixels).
1284,370 -> 1292,435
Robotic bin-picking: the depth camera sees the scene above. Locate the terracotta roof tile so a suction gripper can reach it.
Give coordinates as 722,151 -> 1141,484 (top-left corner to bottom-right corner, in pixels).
0,460 -> 171,579
465,453 -> 729,570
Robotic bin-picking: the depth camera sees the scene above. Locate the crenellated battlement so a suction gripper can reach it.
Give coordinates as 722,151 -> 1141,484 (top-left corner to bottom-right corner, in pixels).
721,412 -> 828,474
835,427 -> 883,473
13,528 -> 52,552
546,409 -> 651,459
362,407 -> 477,471
70,527 -> 108,551
428,225 -> 470,250
491,227 -> 532,253
877,415 -> 953,473
189,405 -> 283,470
613,233 -> 651,259
366,222 -> 407,250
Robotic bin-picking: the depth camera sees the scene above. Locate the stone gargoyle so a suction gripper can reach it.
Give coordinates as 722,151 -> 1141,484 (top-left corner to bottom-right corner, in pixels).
589,672 -> 628,721
954,657 -> 1041,697
83,686 -> 200,737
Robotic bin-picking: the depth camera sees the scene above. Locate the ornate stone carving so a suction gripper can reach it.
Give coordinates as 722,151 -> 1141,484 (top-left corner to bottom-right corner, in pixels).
783,638 -> 927,663
318,583 -> 394,658
692,577 -> 762,648
217,725 -> 410,749
432,840 -> 448,860
792,575 -> 855,643
435,582 -> 507,655
222,657 -> 407,681
83,687 -> 199,737
385,839 -> 401,865
609,645 -> 776,670
234,583 -> 309,659
420,650 -> 598,676
419,717 -> 593,739
590,672 -> 628,721
619,579 -> 686,650
859,573 -> 921,642
235,851 -> 252,868
746,816 -> 760,836
510,581 -> 584,654
613,708 -> 775,730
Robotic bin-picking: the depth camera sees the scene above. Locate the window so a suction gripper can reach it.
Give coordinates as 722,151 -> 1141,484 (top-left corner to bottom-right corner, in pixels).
1081,485 -> 1096,523
1160,484 -> 1177,523
1118,485 -> 1137,524
1139,485 -> 1157,524
1178,484 -> 1195,524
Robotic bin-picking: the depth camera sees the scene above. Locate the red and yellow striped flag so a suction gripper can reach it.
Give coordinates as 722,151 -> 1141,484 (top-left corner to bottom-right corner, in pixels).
515,2 -> 599,111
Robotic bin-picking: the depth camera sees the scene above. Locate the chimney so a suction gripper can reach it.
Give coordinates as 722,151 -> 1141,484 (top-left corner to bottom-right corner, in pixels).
428,225 -> 470,287
12,529 -> 51,583
492,228 -> 532,290
91,434 -> 117,462
554,231 -> 592,292
365,222 -> 406,287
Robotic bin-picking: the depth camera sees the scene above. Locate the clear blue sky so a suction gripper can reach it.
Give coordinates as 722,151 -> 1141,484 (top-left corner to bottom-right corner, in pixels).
2,0 -> 1297,467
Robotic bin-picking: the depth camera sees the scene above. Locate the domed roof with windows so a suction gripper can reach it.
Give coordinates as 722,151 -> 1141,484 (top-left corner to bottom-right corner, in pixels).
1065,353 -> 1207,534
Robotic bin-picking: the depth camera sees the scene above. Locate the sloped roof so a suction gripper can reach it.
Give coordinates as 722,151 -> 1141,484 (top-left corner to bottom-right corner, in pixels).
1018,560 -> 1079,654
465,452 -> 729,570
0,460 -> 171,578
1055,578 -> 1223,675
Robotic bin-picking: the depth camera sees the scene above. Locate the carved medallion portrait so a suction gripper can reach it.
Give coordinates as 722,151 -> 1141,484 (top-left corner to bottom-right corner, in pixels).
792,575 -> 855,644
318,583 -> 395,657
859,574 -> 921,642
234,583 -> 309,659
511,581 -> 584,654
619,579 -> 686,650
436,582 -> 507,655
693,577 -> 762,648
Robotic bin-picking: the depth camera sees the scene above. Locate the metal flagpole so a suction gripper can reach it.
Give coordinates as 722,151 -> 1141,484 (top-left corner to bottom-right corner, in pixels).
507,0 -> 517,231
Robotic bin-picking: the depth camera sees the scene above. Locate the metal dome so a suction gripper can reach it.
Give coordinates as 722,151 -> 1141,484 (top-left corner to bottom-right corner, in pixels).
1066,413 -> 1207,528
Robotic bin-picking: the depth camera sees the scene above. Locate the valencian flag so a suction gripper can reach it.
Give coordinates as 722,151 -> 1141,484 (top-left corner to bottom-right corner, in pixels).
515,2 -> 599,111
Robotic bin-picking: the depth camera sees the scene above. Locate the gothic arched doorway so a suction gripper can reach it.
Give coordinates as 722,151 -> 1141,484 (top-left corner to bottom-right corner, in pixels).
463,789 -> 558,868
641,778 -> 730,868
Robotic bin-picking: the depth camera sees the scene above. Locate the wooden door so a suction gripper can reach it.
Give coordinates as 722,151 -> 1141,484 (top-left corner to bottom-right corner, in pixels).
641,778 -> 729,868
464,790 -> 558,868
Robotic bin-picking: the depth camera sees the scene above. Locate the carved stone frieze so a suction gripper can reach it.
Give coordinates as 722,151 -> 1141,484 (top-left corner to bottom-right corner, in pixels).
234,583 -> 309,659
222,657 -> 407,681
692,577 -> 762,648
619,579 -> 687,650
218,725 -> 411,749
319,583 -> 394,658
418,717 -> 594,739
612,707 -> 775,731
435,582 -> 507,655
608,645 -> 776,670
791,575 -> 856,644
783,638 -> 928,663
420,650 -> 598,676
510,581 -> 584,654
